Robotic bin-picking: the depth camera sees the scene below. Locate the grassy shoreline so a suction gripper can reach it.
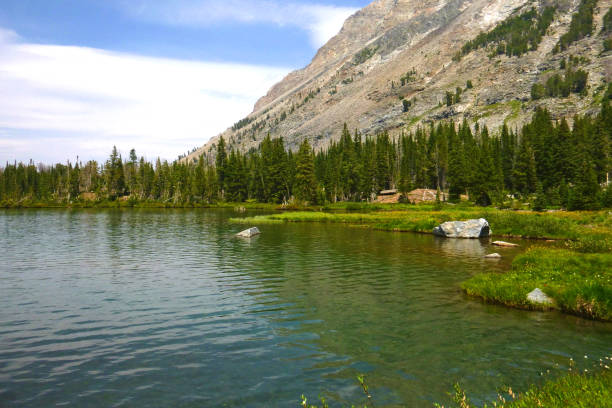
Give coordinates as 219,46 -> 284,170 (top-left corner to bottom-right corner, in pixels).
502,369 -> 612,408
230,204 -> 612,321
304,368 -> 612,407
463,248 -> 612,321
443,369 -> 612,408
229,205 -> 611,241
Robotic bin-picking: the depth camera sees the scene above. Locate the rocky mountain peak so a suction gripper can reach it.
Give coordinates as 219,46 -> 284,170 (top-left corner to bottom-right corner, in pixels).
183,0 -> 611,164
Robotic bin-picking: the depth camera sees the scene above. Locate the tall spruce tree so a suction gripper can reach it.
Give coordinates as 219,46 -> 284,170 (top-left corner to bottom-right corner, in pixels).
294,139 -> 317,203
513,136 -> 538,195
216,136 -> 228,198
106,146 -> 125,199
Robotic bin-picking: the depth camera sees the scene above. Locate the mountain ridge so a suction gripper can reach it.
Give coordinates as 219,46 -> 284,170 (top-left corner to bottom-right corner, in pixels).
183,0 -> 611,163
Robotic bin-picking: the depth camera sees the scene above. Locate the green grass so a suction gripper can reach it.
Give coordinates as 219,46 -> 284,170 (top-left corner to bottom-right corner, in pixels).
306,366 -> 612,407
503,370 -> 612,408
462,248 -> 612,321
441,368 -> 612,408
504,100 -> 522,123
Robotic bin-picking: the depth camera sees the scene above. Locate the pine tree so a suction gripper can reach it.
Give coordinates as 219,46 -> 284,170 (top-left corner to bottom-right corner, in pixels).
532,181 -> 547,211
559,178 -> 570,209
216,136 -> 228,198
375,132 -> 394,191
294,139 -> 317,203
472,126 -> 496,206
555,118 -> 575,182
225,150 -> 248,202
126,148 -> 138,195
500,123 -> 515,190
106,146 -> 125,199
569,158 -> 600,210
513,136 -> 537,195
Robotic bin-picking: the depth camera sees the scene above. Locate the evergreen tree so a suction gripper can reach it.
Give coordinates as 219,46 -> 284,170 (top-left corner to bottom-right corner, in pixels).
472,126 -> 496,206
569,158 -> 600,210
532,181 -> 547,211
225,150 -> 248,202
216,136 -> 228,198
69,162 -> 80,200
126,148 -> 138,195
294,139 -> 317,203
106,146 -> 125,199
513,136 -> 538,195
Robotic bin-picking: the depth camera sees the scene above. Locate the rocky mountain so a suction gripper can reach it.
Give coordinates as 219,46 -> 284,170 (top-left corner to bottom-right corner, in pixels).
183,0 -> 612,163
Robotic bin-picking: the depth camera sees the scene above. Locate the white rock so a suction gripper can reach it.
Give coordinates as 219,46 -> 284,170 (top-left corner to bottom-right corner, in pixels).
484,253 -> 502,258
433,218 -> 491,238
527,288 -> 555,306
492,241 -> 519,247
236,227 -> 261,238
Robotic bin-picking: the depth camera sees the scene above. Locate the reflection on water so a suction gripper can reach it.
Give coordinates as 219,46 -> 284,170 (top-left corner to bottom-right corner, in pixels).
0,209 -> 610,407
433,236 -> 490,258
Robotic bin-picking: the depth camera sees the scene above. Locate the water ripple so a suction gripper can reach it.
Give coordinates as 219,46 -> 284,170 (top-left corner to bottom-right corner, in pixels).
1,209 -> 611,407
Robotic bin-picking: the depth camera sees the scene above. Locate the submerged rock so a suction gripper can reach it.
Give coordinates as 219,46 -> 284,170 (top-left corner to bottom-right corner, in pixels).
527,288 -> 555,306
492,241 -> 519,247
432,218 -> 491,238
484,253 -> 502,259
237,227 -> 261,238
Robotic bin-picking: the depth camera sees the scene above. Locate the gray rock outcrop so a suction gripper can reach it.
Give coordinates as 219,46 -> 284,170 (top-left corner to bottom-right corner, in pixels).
236,227 -> 261,238
527,288 -> 555,306
433,218 -> 491,238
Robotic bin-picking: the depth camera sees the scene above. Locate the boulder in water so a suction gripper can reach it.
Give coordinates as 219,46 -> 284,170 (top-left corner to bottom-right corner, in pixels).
433,218 -> 491,238
237,227 -> 261,238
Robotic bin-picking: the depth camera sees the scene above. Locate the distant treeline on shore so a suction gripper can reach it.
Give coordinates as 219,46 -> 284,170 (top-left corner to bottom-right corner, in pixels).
2,91 -> 611,210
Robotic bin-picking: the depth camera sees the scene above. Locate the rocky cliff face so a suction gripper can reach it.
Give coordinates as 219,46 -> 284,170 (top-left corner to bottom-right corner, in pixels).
184,0 -> 611,163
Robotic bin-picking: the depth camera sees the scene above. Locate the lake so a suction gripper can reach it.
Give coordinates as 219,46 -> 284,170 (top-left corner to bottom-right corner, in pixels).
1,209 -> 610,407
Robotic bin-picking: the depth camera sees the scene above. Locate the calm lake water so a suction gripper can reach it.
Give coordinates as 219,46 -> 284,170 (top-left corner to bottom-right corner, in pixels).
1,209 -> 611,407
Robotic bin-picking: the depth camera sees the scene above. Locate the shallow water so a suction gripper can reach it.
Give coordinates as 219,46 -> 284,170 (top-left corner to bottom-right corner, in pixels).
1,209 -> 610,407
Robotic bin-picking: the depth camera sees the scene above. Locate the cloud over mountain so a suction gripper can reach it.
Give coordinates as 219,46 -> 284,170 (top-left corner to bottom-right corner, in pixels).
118,0 -> 358,47
0,29 -> 289,163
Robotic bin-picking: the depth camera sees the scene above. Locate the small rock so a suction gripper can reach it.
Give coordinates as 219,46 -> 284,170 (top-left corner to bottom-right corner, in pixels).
492,241 -> 519,247
433,218 -> 491,238
484,253 -> 502,258
237,227 -> 261,238
527,288 -> 555,306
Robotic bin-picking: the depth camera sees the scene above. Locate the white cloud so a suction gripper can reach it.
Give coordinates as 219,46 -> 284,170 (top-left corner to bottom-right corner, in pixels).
0,31 -> 290,163
119,0 -> 357,48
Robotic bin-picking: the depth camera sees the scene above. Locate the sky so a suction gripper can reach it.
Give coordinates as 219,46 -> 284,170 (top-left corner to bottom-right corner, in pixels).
0,0 -> 370,164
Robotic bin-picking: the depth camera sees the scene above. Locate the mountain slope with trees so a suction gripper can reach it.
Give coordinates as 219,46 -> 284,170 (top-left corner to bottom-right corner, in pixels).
3,88 -> 611,210
182,0 -> 611,164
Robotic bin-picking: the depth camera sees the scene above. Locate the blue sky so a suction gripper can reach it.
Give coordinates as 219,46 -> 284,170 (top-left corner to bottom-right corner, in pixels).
0,0 -> 370,163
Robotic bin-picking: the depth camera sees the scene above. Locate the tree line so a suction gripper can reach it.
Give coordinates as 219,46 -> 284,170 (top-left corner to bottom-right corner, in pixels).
1,92 -> 611,210
455,7 -> 555,60
554,0 -> 597,53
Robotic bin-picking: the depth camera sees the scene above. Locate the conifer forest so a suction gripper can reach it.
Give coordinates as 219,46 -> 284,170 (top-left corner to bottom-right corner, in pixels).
2,94 -> 611,210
